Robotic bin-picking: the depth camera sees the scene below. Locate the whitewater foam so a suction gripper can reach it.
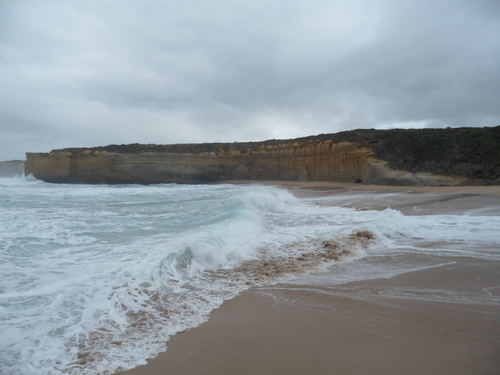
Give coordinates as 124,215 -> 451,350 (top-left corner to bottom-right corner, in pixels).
1,177 -> 499,374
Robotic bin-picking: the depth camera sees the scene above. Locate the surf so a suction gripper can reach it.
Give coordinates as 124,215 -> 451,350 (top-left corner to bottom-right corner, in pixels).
1,178 -> 499,374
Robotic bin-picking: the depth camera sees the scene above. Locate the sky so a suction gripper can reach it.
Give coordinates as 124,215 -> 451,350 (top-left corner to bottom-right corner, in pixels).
1,0 -> 499,161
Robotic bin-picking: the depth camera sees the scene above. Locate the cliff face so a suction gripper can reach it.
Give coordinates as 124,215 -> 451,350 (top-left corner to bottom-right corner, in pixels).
0,160 -> 25,177
24,127 -> 500,186
25,141 -> 374,184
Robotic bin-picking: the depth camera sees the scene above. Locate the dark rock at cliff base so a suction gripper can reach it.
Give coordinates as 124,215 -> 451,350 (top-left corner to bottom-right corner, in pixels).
25,127 -> 500,186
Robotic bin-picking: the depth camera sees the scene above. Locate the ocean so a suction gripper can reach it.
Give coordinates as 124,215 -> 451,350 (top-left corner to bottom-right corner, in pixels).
1,177 -> 499,374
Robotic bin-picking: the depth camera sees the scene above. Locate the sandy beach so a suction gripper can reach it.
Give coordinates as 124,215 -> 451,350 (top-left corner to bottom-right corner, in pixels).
118,182 -> 500,375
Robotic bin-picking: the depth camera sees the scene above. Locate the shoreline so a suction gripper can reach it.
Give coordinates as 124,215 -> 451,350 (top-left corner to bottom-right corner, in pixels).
216,180 -> 500,195
117,182 -> 500,375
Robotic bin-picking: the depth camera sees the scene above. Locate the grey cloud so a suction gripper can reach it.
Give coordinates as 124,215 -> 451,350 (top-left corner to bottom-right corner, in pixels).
1,0 -> 499,160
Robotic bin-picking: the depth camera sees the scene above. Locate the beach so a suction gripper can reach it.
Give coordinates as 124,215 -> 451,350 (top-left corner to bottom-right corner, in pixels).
117,182 -> 500,375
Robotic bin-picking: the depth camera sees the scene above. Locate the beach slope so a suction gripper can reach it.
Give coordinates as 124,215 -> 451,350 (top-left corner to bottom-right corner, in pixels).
118,183 -> 500,375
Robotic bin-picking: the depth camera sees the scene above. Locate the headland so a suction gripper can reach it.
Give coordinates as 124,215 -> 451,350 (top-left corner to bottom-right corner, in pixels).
25,127 -> 500,186
0,160 -> 25,177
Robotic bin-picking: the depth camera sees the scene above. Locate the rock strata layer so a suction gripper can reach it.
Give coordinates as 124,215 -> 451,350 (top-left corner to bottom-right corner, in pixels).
25,127 -> 500,186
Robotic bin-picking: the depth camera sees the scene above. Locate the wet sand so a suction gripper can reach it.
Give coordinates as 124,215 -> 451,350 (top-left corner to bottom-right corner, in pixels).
222,181 -> 500,215
117,182 -> 500,375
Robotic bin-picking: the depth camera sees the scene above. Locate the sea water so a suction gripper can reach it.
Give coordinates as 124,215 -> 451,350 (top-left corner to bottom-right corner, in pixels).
1,177 -> 499,374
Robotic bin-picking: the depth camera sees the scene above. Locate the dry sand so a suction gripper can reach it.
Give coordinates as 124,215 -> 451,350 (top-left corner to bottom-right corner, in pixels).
117,182 -> 500,375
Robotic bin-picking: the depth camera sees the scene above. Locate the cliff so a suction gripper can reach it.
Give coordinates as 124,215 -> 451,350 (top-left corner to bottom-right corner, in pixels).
25,127 -> 500,186
0,160 -> 25,177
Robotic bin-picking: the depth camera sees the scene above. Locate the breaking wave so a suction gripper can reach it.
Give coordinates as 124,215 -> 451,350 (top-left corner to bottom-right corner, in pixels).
1,178 -> 498,374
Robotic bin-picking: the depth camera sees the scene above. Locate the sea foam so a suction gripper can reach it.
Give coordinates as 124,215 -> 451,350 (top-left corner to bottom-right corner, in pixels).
0,177 -> 499,374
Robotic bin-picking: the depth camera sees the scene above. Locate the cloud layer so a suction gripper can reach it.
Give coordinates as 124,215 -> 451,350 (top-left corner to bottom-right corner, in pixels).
1,0 -> 499,160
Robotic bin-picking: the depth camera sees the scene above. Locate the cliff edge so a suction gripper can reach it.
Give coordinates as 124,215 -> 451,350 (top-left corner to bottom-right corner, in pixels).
25,127 -> 500,186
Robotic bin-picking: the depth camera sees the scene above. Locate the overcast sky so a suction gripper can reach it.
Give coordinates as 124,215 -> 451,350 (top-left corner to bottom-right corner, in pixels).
1,0 -> 499,161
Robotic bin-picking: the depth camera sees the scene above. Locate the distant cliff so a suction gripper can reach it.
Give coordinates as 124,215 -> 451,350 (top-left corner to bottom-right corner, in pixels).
25,127 -> 500,186
0,160 -> 24,177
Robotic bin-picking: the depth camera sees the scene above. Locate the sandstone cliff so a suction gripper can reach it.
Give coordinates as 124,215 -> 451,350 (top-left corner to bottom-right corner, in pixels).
25,127 -> 500,186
